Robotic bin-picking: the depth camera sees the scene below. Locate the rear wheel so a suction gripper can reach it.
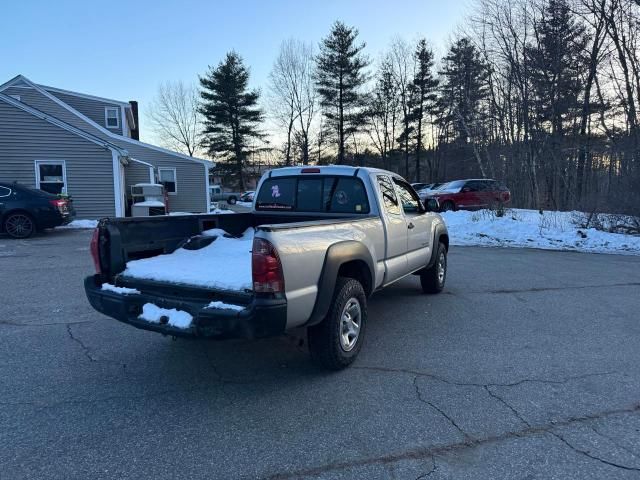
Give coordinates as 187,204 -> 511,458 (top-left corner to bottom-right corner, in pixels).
308,277 -> 367,370
4,212 -> 35,239
420,242 -> 447,293
441,200 -> 455,212
227,196 -> 237,205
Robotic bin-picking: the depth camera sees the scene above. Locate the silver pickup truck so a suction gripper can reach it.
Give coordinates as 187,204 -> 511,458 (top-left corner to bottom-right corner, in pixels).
85,166 -> 449,369
209,185 -> 242,205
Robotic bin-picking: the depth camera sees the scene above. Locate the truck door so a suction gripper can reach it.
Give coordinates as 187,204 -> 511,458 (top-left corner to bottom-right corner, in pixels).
393,178 -> 432,272
375,175 -> 408,284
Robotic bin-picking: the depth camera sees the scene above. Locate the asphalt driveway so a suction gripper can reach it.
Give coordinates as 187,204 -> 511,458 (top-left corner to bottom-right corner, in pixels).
1,229 -> 639,479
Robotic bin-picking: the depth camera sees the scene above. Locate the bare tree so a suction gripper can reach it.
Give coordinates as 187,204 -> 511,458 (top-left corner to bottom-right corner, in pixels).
390,38 -> 415,178
147,81 -> 202,157
269,39 -> 317,165
365,55 -> 400,169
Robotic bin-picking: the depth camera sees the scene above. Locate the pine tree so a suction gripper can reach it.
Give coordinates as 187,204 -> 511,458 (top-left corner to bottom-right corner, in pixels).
200,52 -> 264,189
437,37 -> 490,177
316,21 -> 369,163
410,39 -> 438,181
526,0 -> 587,136
438,38 -> 490,143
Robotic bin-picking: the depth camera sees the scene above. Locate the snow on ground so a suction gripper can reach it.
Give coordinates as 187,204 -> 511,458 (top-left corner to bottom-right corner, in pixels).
139,303 -> 193,329
206,301 -> 245,311
123,228 -> 254,291
236,201 -> 253,208
101,283 -> 140,295
442,209 -> 640,255
59,219 -> 98,229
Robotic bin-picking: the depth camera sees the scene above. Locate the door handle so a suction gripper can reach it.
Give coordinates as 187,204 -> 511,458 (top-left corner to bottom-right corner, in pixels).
407,222 -> 415,229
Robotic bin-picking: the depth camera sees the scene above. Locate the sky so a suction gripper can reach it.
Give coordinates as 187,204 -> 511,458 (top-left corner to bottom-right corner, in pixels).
0,0 -> 471,143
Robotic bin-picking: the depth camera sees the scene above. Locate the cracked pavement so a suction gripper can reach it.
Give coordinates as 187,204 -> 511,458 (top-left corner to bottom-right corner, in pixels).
1,229 -> 640,479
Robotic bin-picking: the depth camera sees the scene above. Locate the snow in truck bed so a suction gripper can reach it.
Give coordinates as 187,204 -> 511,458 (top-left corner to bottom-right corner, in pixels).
123,228 -> 254,291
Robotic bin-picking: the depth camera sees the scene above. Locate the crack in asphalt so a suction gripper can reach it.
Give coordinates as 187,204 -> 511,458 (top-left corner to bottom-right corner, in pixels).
66,324 -> 98,362
551,431 -> 640,472
481,282 -> 640,295
415,457 -> 437,479
0,320 -> 91,327
262,404 -> 640,480
590,425 -> 640,459
413,376 -> 471,441
353,364 -> 617,389
65,324 -> 127,371
484,385 -> 531,428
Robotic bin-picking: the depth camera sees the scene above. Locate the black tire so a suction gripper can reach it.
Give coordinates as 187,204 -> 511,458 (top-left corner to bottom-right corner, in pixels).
227,196 -> 237,205
308,277 -> 367,370
420,242 -> 447,294
441,200 -> 455,212
3,212 -> 36,239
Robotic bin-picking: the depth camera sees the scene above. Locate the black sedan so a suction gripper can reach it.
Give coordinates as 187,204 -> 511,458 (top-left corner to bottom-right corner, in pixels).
0,182 -> 76,238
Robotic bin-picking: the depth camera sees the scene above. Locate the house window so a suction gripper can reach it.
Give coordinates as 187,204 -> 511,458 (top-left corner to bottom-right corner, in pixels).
158,167 -> 177,194
105,107 -> 120,129
35,160 -> 67,195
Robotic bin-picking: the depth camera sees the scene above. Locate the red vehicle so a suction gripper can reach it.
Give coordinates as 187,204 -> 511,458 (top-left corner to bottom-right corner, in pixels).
426,179 -> 510,212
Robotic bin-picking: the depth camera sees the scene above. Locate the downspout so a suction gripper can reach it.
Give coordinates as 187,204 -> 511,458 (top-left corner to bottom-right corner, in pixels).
111,149 -> 126,217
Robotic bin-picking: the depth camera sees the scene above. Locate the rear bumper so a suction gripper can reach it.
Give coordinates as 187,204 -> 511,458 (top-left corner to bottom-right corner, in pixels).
39,209 -> 75,228
84,276 -> 287,339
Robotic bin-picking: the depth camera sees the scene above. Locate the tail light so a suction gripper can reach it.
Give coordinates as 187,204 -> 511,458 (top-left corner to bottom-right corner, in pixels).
90,227 -> 102,274
252,238 -> 284,294
49,199 -> 67,209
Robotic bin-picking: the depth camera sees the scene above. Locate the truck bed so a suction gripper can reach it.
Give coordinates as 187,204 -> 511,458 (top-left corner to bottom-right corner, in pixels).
96,211 -> 370,288
122,227 -> 255,292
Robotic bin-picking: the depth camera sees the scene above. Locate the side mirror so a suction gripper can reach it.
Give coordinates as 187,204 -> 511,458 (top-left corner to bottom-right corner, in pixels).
424,198 -> 439,212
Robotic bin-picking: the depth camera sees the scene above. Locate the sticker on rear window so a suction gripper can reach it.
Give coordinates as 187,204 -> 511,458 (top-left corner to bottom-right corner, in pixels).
335,190 -> 348,204
271,185 -> 281,198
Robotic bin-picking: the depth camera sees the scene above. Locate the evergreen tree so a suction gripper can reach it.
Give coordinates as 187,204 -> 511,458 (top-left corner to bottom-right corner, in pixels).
437,37 -> 490,144
437,37 -> 491,177
526,0 -> 587,136
200,52 -> 264,189
316,21 -> 369,163
410,39 -> 438,181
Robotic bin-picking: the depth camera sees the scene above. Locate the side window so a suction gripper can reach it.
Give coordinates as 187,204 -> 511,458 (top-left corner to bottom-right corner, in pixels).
158,168 -> 177,194
464,181 -> 480,192
36,160 -> 67,194
393,179 -> 422,214
377,175 -> 401,215
0,186 -> 11,197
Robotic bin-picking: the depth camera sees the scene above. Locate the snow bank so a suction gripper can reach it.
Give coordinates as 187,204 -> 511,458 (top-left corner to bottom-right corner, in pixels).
101,283 -> 140,295
59,219 -> 98,229
206,301 -> 245,311
442,209 -> 640,255
139,303 -> 193,329
123,228 -> 254,291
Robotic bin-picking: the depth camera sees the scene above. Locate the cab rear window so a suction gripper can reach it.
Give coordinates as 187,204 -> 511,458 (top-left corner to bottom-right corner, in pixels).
255,176 -> 370,214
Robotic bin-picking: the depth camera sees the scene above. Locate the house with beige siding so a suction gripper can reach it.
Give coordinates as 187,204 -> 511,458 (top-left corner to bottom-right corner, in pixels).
0,75 -> 212,219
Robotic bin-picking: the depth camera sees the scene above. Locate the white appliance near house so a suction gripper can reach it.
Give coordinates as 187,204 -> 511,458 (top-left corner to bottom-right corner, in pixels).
130,183 -> 167,217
